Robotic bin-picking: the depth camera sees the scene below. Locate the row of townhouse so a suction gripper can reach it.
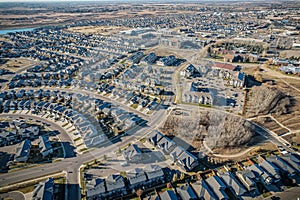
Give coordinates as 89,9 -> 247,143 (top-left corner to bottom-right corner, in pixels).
157,153 -> 300,200
14,135 -> 53,162
148,130 -> 199,172
86,164 -> 165,200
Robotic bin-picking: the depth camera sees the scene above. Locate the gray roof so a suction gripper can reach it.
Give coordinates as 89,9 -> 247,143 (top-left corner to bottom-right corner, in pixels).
206,176 -> 229,200
144,164 -> 164,180
177,183 -> 198,200
219,172 -> 247,197
32,178 -> 54,200
170,146 -> 185,162
126,168 -> 147,186
267,155 -> 297,175
191,180 -> 217,200
38,135 -> 52,153
148,130 -> 164,146
259,160 -> 281,180
236,170 -> 257,191
156,136 -> 176,154
280,154 -> 300,172
15,139 -> 31,158
122,144 -> 141,161
177,150 -> 198,171
86,178 -> 106,198
158,190 -> 178,200
106,174 -> 125,192
248,164 -> 273,184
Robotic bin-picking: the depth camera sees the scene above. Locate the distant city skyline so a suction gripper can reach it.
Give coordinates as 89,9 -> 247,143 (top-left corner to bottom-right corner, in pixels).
0,0 -> 276,2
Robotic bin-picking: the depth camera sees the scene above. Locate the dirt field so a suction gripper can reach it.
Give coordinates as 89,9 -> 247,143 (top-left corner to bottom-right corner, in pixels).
0,58 -> 36,72
254,117 -> 290,136
67,26 -> 129,35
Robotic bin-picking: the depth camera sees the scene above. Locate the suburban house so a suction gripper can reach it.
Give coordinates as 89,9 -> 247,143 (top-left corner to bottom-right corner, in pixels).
176,150 -> 199,172
170,146 -> 185,162
32,178 -> 54,200
259,160 -> 281,182
267,155 -> 298,177
156,190 -> 178,200
247,164 -> 273,185
122,144 -> 142,163
219,172 -> 247,198
126,168 -> 147,189
86,178 -> 106,200
205,175 -> 229,200
144,164 -> 165,184
156,136 -> 176,155
148,130 -> 164,146
280,154 -> 300,172
38,135 -> 53,157
177,183 -> 198,200
105,174 -> 127,196
236,170 -> 259,194
191,180 -> 217,200
15,139 -> 31,162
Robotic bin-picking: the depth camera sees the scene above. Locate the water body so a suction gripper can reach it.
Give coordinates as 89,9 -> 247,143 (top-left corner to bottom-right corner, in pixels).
0,28 -> 36,35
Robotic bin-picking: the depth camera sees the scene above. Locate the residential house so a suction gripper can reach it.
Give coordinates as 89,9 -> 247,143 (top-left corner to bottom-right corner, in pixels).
259,160 -> 281,182
122,144 -> 142,163
177,183 -> 198,200
148,130 -> 164,146
191,180 -> 217,200
248,164 -> 273,185
236,170 -> 258,193
144,164 -> 164,184
38,135 -> 53,157
126,168 -> 147,189
15,139 -> 31,162
219,172 -> 247,198
176,150 -> 199,172
170,146 -> 185,162
32,178 -> 54,200
105,174 -> 127,196
86,178 -> 106,200
267,155 -> 298,177
205,176 -> 229,200
280,154 -> 300,173
156,190 -> 178,200
156,136 -> 176,155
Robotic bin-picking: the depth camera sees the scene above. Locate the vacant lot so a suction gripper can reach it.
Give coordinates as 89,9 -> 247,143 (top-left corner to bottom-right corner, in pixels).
254,117 -> 289,136
67,26 -> 129,35
0,58 -> 36,72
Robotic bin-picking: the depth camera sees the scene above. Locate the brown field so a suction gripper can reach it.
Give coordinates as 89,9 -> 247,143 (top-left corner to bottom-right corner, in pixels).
0,58 -> 36,72
67,26 -> 129,35
280,50 -> 300,58
283,132 -> 300,146
254,117 -> 290,136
